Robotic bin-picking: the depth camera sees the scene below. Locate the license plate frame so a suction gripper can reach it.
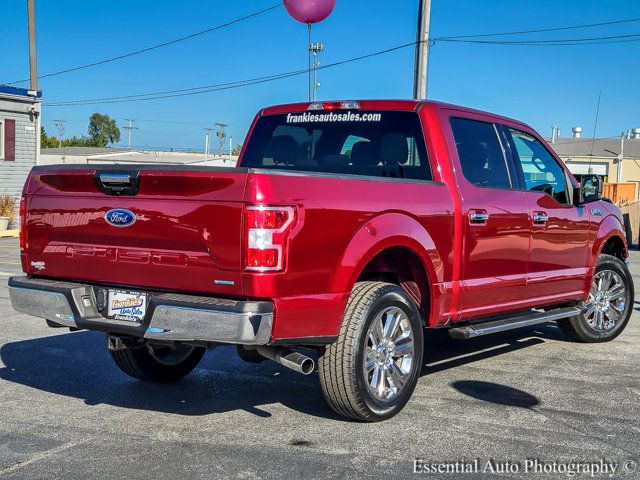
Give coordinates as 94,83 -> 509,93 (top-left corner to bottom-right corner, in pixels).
106,289 -> 148,323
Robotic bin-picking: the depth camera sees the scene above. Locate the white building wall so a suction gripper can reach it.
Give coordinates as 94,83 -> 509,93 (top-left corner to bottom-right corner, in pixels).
0,95 -> 40,199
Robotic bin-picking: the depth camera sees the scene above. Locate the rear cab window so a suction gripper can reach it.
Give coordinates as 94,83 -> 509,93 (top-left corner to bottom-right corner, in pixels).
449,117 -> 512,189
241,111 -> 432,180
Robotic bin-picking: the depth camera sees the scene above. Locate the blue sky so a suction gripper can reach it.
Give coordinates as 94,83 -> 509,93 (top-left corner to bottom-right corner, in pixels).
1,0 -> 639,151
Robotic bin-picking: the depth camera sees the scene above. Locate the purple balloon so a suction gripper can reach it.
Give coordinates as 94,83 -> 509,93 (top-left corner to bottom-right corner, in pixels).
283,0 -> 336,24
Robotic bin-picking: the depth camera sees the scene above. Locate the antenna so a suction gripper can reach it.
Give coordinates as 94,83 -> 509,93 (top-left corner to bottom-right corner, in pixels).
310,41 -> 324,101
52,119 -> 66,148
588,91 -> 602,174
215,123 -> 228,156
122,118 -> 139,148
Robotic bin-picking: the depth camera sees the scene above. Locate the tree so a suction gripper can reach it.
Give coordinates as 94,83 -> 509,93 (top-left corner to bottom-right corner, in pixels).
88,113 -> 121,147
232,143 -> 243,156
40,127 -> 59,148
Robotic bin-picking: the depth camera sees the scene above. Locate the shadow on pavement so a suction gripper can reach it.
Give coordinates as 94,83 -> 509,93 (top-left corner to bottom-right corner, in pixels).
0,321 -> 561,419
451,380 -> 540,408
0,330 -> 339,420
421,322 -> 563,375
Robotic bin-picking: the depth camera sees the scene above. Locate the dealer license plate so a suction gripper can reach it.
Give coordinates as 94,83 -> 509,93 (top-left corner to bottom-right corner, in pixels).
107,290 -> 147,323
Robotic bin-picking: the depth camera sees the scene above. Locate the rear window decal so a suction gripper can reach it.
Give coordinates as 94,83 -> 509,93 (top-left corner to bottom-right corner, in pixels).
286,112 -> 382,124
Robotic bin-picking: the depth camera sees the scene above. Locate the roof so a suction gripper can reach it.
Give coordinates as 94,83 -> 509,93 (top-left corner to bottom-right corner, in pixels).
88,154 -> 236,167
261,99 -> 421,115
88,152 -> 229,164
547,137 -> 640,159
0,85 -> 42,98
259,99 -> 531,131
41,146 -> 132,156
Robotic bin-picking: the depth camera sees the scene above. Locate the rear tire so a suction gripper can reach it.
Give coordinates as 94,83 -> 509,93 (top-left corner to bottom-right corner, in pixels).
318,282 -> 424,422
110,339 -> 206,383
558,254 -> 634,343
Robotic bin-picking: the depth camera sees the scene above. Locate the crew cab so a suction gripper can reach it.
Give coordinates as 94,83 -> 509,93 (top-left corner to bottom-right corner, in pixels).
9,100 -> 634,421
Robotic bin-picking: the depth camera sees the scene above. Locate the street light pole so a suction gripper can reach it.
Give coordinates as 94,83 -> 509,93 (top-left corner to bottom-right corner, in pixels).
413,0 -> 431,100
617,132 -> 625,184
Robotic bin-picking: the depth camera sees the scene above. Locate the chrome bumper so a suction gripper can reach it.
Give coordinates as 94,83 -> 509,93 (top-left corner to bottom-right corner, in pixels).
8,276 -> 273,345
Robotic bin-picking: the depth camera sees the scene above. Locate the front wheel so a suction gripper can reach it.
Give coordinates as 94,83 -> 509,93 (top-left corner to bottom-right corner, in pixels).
110,339 -> 206,383
558,254 -> 634,343
318,281 -> 424,422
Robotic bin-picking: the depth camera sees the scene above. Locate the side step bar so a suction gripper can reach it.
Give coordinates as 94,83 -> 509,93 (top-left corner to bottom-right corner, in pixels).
448,306 -> 581,340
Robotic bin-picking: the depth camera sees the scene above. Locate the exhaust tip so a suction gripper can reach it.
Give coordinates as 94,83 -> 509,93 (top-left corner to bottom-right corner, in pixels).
300,358 -> 315,375
256,346 -> 315,375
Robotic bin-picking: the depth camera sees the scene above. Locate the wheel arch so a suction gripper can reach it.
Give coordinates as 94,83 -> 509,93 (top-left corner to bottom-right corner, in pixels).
331,213 -> 444,326
592,214 -> 628,265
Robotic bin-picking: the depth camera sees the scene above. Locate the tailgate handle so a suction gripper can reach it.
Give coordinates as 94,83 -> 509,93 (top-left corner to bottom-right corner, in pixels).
96,172 -> 140,196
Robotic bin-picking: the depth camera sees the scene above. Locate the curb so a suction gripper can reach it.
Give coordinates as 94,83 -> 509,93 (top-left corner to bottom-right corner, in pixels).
0,230 -> 19,238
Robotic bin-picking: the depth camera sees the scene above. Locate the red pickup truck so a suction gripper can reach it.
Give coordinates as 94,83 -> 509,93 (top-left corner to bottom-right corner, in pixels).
9,100 -> 634,421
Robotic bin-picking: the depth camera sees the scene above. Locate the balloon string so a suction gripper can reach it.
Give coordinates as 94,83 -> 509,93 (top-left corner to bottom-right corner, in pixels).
308,23 -> 312,101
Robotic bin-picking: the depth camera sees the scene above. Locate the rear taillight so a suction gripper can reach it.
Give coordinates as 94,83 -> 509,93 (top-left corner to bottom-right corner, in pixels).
19,196 -> 26,250
245,205 -> 296,271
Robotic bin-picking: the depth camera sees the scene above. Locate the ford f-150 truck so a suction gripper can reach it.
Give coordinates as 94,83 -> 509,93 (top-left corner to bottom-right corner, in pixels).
9,100 -> 634,422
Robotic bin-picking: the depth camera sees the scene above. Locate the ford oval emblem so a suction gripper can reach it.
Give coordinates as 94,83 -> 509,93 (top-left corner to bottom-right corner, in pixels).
105,208 -> 137,227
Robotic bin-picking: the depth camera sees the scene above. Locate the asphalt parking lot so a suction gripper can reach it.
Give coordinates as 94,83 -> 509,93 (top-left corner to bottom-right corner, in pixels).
0,237 -> 639,479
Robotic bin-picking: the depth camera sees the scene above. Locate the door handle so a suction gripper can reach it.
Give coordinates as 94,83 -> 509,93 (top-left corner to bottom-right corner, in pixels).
469,211 -> 489,224
532,213 -> 549,224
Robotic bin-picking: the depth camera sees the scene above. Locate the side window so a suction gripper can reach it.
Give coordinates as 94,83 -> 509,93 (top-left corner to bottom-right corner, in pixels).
450,117 -> 511,189
507,128 -> 568,204
341,135 -> 367,157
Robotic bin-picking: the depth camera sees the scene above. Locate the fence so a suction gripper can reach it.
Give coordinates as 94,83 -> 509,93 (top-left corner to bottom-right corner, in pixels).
603,182 -> 638,205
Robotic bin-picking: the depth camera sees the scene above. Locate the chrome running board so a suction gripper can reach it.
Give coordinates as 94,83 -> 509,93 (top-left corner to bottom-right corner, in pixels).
448,306 -> 581,340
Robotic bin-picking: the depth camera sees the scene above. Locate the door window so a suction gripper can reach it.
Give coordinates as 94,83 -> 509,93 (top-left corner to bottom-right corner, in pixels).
507,128 -> 569,204
450,117 -> 511,189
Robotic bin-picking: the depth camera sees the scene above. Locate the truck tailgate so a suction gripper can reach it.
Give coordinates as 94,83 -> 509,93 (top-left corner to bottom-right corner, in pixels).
22,165 -> 249,296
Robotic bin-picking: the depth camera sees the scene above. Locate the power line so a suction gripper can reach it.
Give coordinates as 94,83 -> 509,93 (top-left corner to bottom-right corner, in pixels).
46,41 -> 418,106
437,17 -> 640,40
437,32 -> 640,46
4,4 -> 281,85
8,12 -> 639,92
7,12 -> 637,88
44,30 -> 640,107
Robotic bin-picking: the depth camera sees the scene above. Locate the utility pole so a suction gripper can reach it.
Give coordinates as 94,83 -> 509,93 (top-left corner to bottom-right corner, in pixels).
617,132 -> 625,183
215,123 -> 228,156
204,127 -> 214,160
413,0 -> 432,100
27,0 -> 38,94
122,119 -> 138,148
52,119 -> 65,148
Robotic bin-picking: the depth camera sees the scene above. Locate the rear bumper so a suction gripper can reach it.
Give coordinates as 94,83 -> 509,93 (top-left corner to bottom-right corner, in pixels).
8,276 -> 273,345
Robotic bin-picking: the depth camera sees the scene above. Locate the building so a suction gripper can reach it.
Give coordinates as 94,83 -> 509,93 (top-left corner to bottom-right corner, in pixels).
548,134 -> 640,183
0,85 -> 42,198
40,146 -> 238,167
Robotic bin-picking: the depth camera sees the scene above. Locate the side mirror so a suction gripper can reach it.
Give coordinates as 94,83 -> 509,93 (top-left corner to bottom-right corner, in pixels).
574,174 -> 602,205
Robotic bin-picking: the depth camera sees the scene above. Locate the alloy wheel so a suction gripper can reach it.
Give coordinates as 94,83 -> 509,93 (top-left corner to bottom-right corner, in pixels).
363,306 -> 415,401
584,269 -> 627,332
